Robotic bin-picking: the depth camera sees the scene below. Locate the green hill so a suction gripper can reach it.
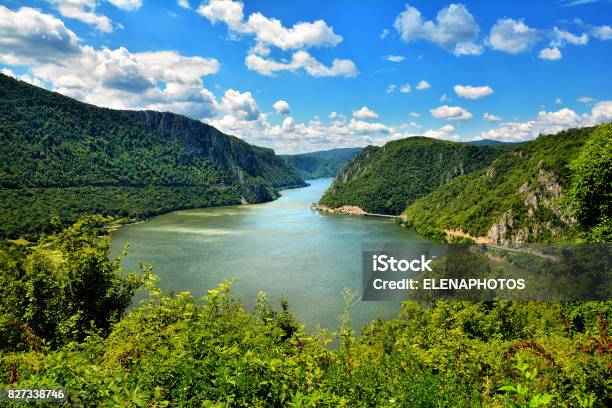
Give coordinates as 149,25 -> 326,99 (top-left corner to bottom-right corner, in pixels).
0,74 -> 305,239
281,147 -> 362,179
318,137 -> 506,215
402,125 -> 611,244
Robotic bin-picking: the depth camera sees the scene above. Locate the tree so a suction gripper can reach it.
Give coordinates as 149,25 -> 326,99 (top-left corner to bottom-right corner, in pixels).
569,124 -> 612,242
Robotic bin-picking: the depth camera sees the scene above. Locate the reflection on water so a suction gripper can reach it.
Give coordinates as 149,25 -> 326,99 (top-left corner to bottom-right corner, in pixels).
111,178 -> 430,332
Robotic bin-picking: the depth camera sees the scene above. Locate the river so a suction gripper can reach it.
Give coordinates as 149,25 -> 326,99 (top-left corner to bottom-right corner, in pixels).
111,178 -> 430,332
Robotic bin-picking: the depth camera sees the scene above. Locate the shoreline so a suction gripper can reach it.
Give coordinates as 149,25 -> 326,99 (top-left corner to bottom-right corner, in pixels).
106,181 -> 315,233
311,203 -> 397,219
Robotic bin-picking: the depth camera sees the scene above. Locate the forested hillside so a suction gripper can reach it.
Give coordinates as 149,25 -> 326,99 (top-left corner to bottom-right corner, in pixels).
281,147 -> 362,179
0,74 -> 305,239
402,125 -> 611,244
318,137 -> 506,214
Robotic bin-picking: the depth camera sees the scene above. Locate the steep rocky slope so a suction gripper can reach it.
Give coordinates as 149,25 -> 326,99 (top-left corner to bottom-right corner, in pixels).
401,125 -> 610,244
318,137 -> 506,215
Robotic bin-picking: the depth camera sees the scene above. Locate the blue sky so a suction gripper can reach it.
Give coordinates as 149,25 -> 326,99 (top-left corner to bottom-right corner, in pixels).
0,0 -> 611,153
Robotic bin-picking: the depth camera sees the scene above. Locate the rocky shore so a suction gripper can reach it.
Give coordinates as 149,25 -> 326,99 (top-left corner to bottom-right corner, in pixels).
311,203 -> 368,215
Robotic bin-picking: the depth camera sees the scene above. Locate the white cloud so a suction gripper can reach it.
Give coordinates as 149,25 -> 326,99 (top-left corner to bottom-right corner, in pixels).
281,116 -> 296,132
380,28 -> 390,39
48,1 -> 113,32
178,0 -> 190,9
555,98 -> 563,104
440,93 -> 451,102
538,47 -> 562,60
134,51 -> 219,84
349,119 -> 390,134
0,5 -> 222,119
430,105 -> 472,120
353,106 -> 379,119
478,108 -> 579,141
385,55 -> 405,62
245,14 -> 342,50
488,18 -> 538,54
409,112 -> 420,118
198,0 -> 342,50
551,27 -> 588,46
415,80 -> 431,90
197,0 -> 245,29
587,100 -> 612,124
483,112 -> 501,122
218,89 -> 260,121
400,84 -> 412,93
38,48 -> 220,118
0,6 -> 82,65
454,84 -> 493,99
208,105 -> 398,153
477,102 -> 612,142
245,50 -> 357,77
197,0 -> 356,78
577,96 -> 595,103
393,3 -> 480,56
424,124 -> 459,141
386,84 -> 396,93
453,41 -> 484,56
107,0 -> 142,11
592,25 -> 612,40
95,47 -> 156,92
208,87 -> 612,154
273,99 -> 290,115
47,1 -> 142,32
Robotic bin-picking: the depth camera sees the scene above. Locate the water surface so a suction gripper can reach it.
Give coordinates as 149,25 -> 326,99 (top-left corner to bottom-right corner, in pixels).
111,178 -> 430,332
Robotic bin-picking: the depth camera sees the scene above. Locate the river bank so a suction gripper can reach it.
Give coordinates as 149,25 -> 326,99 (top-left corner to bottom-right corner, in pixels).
311,203 -> 397,219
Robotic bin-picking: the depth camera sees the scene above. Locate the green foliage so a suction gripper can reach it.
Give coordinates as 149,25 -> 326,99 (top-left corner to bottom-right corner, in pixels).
0,215 -> 148,349
0,74 -> 305,238
282,148 -> 362,179
1,278 -> 609,406
402,126 -> 602,242
567,123 -> 612,242
1,221 -> 609,405
319,137 -> 505,215
499,356 -> 555,407
0,221 -> 609,405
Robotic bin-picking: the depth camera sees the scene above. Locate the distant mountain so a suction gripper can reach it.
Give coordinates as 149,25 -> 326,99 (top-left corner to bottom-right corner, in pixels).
464,139 -> 521,146
318,137 -> 503,215
281,147 -> 362,179
0,74 -> 306,238
402,125 -> 610,244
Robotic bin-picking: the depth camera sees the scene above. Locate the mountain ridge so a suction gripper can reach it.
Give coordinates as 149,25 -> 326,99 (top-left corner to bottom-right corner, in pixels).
318,137 -> 507,215
0,74 -> 305,238
281,147 -> 362,179
401,124 -> 610,244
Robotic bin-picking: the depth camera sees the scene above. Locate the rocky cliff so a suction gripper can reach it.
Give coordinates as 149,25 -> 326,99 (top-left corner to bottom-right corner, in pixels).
401,126 -> 606,244
0,73 -> 305,237
128,110 -> 305,189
